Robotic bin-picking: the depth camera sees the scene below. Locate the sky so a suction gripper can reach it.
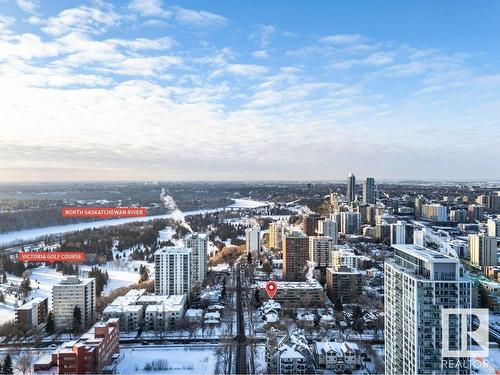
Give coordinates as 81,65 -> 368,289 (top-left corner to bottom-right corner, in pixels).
0,0 -> 499,182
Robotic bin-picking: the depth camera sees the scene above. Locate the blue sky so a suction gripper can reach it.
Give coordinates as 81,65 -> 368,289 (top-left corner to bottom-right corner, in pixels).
0,0 -> 499,181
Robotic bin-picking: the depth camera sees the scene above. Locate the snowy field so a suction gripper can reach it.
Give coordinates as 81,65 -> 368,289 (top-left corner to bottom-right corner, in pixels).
0,253 -> 152,323
116,346 -> 219,374
0,266 -> 69,323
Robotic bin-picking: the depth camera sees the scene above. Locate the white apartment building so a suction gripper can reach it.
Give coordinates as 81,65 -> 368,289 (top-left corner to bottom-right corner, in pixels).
52,276 -> 96,331
487,218 -> 500,237
384,244 -> 471,374
422,203 -> 448,222
390,220 -> 406,245
154,247 -> 192,296
143,295 -> 187,330
469,234 -> 497,268
102,290 -> 186,331
102,289 -> 146,331
184,232 -> 208,285
331,248 -> 366,270
320,218 -> 338,244
245,225 -> 261,253
308,236 -> 334,267
268,222 -> 286,250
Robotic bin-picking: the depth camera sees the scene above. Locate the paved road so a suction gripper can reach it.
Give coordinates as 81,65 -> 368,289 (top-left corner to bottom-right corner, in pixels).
235,263 -> 247,374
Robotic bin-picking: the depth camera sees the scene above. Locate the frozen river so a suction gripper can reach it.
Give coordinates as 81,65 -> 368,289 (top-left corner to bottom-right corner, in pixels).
0,198 -> 269,246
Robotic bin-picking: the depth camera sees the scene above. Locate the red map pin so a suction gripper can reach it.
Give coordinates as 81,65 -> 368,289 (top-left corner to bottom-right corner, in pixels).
265,280 -> 278,299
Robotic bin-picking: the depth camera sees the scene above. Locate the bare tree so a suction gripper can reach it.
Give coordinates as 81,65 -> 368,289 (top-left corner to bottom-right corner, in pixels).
214,325 -> 233,374
15,351 -> 33,375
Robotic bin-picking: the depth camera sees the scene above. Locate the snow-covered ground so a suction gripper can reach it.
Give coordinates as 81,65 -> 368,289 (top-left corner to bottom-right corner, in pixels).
116,345 -> 219,374
0,266 -> 69,323
0,252 -> 153,322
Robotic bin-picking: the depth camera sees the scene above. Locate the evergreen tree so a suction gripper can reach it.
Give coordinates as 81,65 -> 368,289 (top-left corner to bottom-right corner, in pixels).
20,276 -> 31,297
72,306 -> 82,333
88,267 -> 109,297
2,354 -> 13,374
1,273 -> 6,284
0,291 -> 4,303
46,311 -> 55,335
139,265 -> 149,283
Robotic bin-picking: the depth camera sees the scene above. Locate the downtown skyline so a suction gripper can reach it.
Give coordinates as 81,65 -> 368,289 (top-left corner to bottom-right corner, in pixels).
1,0 -> 500,181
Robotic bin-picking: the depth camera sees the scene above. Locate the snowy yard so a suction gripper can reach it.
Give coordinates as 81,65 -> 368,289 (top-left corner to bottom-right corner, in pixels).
116,345 -> 219,374
0,252 -> 153,323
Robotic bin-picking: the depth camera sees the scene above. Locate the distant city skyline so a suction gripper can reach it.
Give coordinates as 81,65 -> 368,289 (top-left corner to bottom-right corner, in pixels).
1,0 -> 499,181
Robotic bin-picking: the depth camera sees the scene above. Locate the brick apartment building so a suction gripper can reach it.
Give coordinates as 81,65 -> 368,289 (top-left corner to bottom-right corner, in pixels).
34,318 -> 119,374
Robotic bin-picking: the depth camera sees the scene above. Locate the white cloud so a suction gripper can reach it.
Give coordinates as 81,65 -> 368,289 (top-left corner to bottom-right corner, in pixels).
128,1 -> 226,28
41,6 -> 121,36
128,0 -> 171,18
108,36 -> 175,51
319,34 -> 366,44
252,50 -> 268,59
222,64 -> 269,77
0,3 -> 499,180
0,15 -> 15,34
0,33 -> 61,60
251,24 -> 275,48
15,0 -> 39,14
171,6 -> 227,27
103,55 -> 182,77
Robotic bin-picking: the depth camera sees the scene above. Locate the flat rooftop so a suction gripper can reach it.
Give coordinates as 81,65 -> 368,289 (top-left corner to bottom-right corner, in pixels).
154,246 -> 192,255
16,297 -> 47,310
184,232 -> 208,240
392,244 -> 457,263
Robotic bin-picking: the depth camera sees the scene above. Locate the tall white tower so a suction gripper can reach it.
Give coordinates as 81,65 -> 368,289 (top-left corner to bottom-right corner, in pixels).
384,244 -> 471,374
154,247 -> 192,296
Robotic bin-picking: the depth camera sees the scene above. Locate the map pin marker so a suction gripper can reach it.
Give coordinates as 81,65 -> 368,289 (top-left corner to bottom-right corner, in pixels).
265,280 -> 278,299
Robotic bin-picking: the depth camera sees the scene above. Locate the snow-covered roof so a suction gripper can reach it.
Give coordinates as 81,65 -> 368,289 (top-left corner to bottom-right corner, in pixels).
184,232 -> 208,240
313,341 -> 360,356
16,297 -> 47,310
125,289 -> 146,297
103,304 -> 142,314
137,294 -> 185,306
280,345 -> 305,360
204,311 -> 221,319
257,280 -> 322,290
185,309 -> 203,317
265,312 -> 279,323
320,314 -> 334,321
297,313 -> 315,321
262,300 -> 281,310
